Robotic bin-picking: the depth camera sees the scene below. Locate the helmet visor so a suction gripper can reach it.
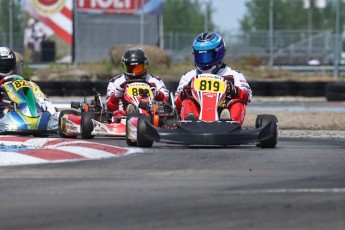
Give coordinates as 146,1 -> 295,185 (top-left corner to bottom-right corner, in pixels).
123,63 -> 147,76
194,50 -> 214,64
194,50 -> 219,70
0,59 -> 16,73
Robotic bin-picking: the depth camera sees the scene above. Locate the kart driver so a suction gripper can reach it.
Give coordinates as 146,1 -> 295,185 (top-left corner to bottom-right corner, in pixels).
0,47 -> 24,115
0,46 -> 24,79
174,32 -> 252,124
106,47 -> 169,122
0,46 -> 55,117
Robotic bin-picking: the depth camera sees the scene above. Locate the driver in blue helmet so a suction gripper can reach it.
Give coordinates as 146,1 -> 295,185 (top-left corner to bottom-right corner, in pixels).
174,32 -> 252,124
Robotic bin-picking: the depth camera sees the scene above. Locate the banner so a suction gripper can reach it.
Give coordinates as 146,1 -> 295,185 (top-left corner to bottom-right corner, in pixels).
24,0 -> 73,63
77,0 -> 162,15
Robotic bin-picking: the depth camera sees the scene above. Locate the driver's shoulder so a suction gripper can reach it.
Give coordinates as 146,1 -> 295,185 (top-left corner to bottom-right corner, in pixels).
146,73 -> 162,81
109,74 -> 125,84
181,70 -> 197,82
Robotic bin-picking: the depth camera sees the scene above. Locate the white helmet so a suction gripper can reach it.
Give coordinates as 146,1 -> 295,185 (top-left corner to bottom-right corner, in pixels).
0,47 -> 16,77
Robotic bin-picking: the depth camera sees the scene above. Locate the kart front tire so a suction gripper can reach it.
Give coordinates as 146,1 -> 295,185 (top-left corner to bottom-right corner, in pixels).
256,114 -> 278,148
81,112 -> 95,139
58,109 -> 79,138
125,114 -> 138,146
137,114 -> 153,148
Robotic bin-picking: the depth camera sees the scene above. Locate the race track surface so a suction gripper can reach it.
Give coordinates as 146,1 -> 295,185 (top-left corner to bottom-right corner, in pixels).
0,136 -> 344,230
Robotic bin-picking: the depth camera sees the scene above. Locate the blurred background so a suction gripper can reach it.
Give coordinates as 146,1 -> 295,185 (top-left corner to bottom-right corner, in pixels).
1,0 -> 345,79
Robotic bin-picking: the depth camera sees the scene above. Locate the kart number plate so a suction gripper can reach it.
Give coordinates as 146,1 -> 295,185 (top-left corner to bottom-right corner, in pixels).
193,78 -> 226,93
12,80 -> 30,91
126,84 -> 153,97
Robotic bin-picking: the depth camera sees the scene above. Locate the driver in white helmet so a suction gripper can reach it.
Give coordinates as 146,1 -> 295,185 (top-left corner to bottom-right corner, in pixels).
0,46 -> 56,117
0,47 -> 24,103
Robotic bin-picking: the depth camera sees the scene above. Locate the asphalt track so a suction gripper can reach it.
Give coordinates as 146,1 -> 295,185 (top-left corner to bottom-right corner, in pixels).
0,135 -> 344,230
0,97 -> 344,229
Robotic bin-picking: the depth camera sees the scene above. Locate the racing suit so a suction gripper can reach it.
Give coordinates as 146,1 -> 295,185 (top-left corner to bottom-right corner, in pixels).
0,52 -> 25,117
174,65 -> 252,124
106,73 -> 169,120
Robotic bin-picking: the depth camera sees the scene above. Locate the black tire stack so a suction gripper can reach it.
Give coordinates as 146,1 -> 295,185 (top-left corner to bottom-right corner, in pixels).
326,82 -> 345,101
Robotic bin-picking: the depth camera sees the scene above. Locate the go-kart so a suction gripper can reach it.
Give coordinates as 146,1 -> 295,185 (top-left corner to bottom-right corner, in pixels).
58,91 -> 123,139
0,75 -> 59,136
58,79 -> 173,139
126,73 -> 278,148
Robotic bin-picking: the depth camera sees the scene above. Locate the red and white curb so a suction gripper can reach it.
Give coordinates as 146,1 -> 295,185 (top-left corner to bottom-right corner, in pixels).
0,136 -> 138,166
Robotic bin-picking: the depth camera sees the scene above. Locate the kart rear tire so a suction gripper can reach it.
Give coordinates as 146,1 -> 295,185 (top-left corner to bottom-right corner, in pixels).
256,114 -> 278,148
58,109 -> 79,138
125,114 -> 138,146
81,111 -> 95,139
137,114 -> 153,148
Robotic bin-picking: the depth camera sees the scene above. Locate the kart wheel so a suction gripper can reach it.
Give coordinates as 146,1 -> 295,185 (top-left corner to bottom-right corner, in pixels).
58,109 -> 79,138
137,114 -> 153,148
125,114 -> 138,146
256,114 -> 278,148
81,112 -> 95,139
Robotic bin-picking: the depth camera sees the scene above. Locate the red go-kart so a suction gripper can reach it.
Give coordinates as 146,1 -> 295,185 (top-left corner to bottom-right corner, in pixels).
59,80 -> 170,139
126,74 -> 278,148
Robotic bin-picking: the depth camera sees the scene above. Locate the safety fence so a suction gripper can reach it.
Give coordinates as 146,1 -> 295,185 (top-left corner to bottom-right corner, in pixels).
36,80 -> 345,101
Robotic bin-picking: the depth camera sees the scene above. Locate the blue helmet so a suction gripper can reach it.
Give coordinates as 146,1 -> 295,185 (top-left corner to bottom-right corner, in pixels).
192,32 -> 226,74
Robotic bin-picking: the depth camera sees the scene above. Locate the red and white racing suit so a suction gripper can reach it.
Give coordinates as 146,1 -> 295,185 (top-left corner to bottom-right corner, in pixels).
106,73 -> 169,118
174,66 -> 252,124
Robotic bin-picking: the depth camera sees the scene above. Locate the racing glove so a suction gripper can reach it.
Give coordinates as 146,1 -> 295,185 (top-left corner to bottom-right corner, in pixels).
149,83 -> 168,102
149,83 -> 157,97
112,109 -> 126,123
106,93 -> 120,112
226,81 -> 238,98
181,85 -> 192,100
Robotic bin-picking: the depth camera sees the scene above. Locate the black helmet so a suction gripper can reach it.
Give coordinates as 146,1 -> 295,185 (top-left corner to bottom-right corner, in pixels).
121,47 -> 149,79
0,47 -> 16,77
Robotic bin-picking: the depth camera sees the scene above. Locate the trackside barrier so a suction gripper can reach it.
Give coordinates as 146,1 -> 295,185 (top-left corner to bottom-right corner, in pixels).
34,80 -> 344,101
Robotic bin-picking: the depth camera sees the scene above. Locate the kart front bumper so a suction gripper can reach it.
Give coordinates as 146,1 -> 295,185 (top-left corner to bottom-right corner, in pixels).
141,120 -> 275,146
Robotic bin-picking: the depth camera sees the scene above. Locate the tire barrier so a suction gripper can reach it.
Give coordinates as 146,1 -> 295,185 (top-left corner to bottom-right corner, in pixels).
298,81 -> 327,97
34,80 -> 344,101
270,81 -> 299,96
63,81 -> 94,96
93,80 -> 108,96
326,82 -> 345,101
37,81 -> 64,96
248,81 -> 272,96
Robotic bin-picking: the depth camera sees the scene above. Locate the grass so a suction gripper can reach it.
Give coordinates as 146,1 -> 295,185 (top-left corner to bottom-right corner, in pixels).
26,57 -> 344,82
243,110 -> 345,131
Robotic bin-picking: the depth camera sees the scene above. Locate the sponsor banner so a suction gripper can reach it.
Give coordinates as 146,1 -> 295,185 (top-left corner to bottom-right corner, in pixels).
77,0 -> 162,14
24,0 -> 73,63
25,0 -> 73,45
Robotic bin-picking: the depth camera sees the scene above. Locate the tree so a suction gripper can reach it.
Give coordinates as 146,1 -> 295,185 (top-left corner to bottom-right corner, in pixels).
240,0 -> 345,33
162,0 -> 216,50
163,0 -> 215,34
0,0 -> 24,50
